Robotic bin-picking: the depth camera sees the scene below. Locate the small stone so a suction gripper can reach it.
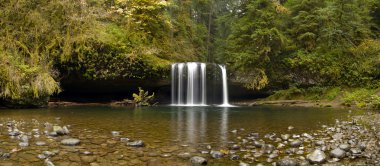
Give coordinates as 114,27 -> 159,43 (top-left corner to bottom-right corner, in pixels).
9,131 -> 20,136
36,141 -> 47,146
253,140 -> 264,148
238,162 -> 250,166
269,153 -> 278,159
53,126 -> 65,135
307,149 -> 326,164
290,140 -> 302,147
48,131 -> 58,137
62,126 -> 70,134
350,148 -> 361,154
61,138 -> 80,146
127,140 -> 145,147
38,154 -> 47,159
190,156 -> 207,165
45,159 -> 55,166
210,150 -> 223,158
298,160 -> 310,166
81,156 -> 96,163
111,131 -> 120,136
276,157 -> 297,166
120,137 -> 129,142
314,140 -> 325,146
19,142 -> 29,147
302,133 -> 313,139
281,134 -> 290,141
43,151 -> 56,157
230,144 -> 240,150
230,155 -> 240,160
161,153 -> 172,158
288,126 -> 294,130
332,133 -> 343,140
20,135 -> 29,142
330,148 -> 345,159
178,152 -> 191,159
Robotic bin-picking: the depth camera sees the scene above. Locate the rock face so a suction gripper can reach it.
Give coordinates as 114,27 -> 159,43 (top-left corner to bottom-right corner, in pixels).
330,148 -> 345,159
60,138 -> 80,146
307,149 -> 326,164
190,156 -> 207,165
127,140 -> 145,147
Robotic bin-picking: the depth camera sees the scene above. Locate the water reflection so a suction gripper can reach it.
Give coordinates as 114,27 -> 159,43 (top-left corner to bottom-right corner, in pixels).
172,107 -> 230,145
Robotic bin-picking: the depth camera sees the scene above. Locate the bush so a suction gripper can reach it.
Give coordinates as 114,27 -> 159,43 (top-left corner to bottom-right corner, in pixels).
132,87 -> 155,106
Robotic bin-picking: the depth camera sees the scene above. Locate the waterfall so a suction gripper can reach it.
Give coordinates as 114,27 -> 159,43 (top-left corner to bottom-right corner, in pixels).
219,65 -> 232,107
171,62 -> 232,107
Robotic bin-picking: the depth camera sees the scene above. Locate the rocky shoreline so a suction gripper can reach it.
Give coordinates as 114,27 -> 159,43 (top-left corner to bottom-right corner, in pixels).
0,111 -> 379,166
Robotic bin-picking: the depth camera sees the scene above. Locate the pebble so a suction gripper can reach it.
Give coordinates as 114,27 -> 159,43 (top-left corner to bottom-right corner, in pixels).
190,156 -> 207,165
307,149 -> 326,164
61,138 -> 80,146
127,140 -> 145,147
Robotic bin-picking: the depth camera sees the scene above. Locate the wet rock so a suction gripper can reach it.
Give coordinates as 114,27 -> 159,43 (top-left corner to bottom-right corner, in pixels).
45,159 -> 55,166
358,142 -> 366,151
238,162 -> 250,166
210,150 -> 224,158
281,134 -> 290,141
127,140 -> 145,147
190,156 -> 207,165
230,155 -> 240,160
53,126 -> 65,135
36,141 -> 47,146
307,149 -> 326,164
61,138 -> 80,146
81,156 -> 96,163
161,153 -> 172,158
178,152 -> 191,159
9,130 -> 20,136
2,153 -> 11,159
38,154 -> 47,159
111,131 -> 120,136
314,140 -> 325,146
288,126 -> 294,130
48,131 -> 58,137
253,140 -> 264,148
330,148 -> 345,159
230,144 -> 240,150
20,135 -> 29,142
19,142 -> 29,147
298,160 -> 310,166
350,148 -> 361,154
269,153 -> 278,159
302,133 -> 313,139
62,126 -> 70,134
120,137 -> 129,142
290,140 -> 302,147
43,151 -> 56,157
276,157 -> 297,166
147,159 -> 163,166
332,133 -> 343,140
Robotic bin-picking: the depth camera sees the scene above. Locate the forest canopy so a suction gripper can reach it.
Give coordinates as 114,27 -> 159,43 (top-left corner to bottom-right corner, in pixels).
0,0 -> 379,106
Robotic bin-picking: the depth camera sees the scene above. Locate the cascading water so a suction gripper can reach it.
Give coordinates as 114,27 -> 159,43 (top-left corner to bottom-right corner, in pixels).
171,62 -> 232,107
219,65 -> 232,107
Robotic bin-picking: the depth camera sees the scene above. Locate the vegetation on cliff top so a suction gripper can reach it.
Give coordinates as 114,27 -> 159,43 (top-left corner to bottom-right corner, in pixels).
0,0 -> 379,107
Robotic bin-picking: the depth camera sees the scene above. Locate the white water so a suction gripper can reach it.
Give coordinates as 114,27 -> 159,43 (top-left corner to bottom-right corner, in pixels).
219,65 -> 233,107
171,62 -> 232,107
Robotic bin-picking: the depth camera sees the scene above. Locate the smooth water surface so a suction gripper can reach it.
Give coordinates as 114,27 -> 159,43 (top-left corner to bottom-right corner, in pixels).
0,106 -> 362,147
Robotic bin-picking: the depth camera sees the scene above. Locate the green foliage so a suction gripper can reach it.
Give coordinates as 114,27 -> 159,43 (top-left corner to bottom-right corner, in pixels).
342,88 -> 380,108
132,87 -> 155,106
268,86 -> 341,101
